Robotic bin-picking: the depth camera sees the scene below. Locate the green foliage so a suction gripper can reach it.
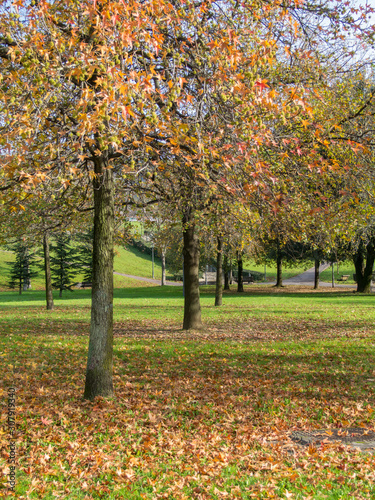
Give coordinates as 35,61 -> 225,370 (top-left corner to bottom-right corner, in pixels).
50,233 -> 80,295
6,240 -> 38,293
247,269 -> 264,282
74,229 -> 94,283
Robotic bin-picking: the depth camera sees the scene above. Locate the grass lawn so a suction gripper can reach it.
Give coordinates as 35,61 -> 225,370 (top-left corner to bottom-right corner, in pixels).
0,244 -> 166,292
1,286 -> 375,499
113,246 -> 164,280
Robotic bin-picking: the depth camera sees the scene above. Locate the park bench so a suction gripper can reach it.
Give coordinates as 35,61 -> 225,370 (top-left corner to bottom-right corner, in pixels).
337,275 -> 350,282
174,271 -> 204,281
75,282 -> 92,288
233,271 -> 254,284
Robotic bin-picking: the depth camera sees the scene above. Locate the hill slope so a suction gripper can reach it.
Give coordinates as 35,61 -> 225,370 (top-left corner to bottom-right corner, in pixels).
0,244 -> 165,291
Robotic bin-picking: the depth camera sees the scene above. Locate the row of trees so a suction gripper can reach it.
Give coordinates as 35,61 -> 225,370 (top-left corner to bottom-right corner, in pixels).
140,198 -> 375,295
1,0 -> 375,400
6,232 -> 93,300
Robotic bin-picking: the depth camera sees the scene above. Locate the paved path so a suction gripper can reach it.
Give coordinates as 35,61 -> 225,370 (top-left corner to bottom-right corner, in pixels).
291,428 -> 375,453
113,271 -> 182,286
282,263 -> 331,285
114,265 -> 357,289
281,263 -> 356,288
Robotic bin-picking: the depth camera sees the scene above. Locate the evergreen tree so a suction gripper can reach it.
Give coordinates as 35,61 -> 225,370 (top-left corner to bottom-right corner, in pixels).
75,229 -> 94,283
7,241 -> 38,294
50,233 -> 80,297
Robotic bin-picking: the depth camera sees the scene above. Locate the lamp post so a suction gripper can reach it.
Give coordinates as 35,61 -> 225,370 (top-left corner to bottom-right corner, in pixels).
152,244 -> 154,279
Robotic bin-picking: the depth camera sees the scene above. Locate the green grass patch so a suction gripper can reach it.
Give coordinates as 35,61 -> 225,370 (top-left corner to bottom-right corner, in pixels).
320,261 -> 357,285
114,245 -> 165,280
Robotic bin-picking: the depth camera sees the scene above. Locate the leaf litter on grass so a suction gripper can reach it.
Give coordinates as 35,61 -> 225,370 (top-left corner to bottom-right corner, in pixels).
1,300 -> 375,498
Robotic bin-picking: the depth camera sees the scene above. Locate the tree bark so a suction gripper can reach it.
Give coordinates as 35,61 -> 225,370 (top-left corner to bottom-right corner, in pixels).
161,249 -> 166,286
275,250 -> 283,288
84,155 -> 114,400
223,254 -> 230,290
353,239 -> 375,294
182,208 -> 202,329
215,236 -> 223,306
237,251 -> 244,292
314,257 -> 320,290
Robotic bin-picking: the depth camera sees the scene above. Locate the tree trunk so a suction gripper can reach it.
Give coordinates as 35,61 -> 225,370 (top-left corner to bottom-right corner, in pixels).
223,254 -> 230,290
182,209 -> 202,330
84,156 -> 114,400
161,249 -> 166,286
275,251 -> 283,287
314,257 -> 320,290
237,251 -> 244,292
43,232 -> 54,310
354,239 -> 375,294
215,236 -> 223,306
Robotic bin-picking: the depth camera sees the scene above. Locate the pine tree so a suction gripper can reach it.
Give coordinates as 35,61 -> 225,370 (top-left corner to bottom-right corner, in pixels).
7,241 -> 38,294
75,229 -> 94,283
50,233 -> 79,297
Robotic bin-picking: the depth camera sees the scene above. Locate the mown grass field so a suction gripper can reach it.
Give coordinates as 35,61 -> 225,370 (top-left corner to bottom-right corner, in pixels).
0,245 -> 165,291
1,285 -> 375,499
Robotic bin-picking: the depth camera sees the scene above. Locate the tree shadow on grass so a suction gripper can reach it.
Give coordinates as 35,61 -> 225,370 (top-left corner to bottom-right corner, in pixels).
9,336 -> 375,417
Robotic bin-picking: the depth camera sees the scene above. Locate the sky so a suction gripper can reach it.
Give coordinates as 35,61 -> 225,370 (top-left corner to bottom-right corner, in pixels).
359,0 -> 375,13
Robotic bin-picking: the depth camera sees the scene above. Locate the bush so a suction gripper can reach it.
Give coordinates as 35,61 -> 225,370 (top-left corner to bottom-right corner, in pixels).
233,269 -> 264,282
248,270 -> 264,282
129,238 -> 157,257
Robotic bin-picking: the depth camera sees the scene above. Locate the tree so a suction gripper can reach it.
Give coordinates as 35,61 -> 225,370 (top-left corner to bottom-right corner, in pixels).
50,233 -> 80,297
236,250 -> 244,293
0,171 -> 91,309
7,240 -> 38,294
138,208 -> 175,286
75,229 -> 94,284
351,228 -> 375,293
43,231 -> 54,310
214,236 -> 224,306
